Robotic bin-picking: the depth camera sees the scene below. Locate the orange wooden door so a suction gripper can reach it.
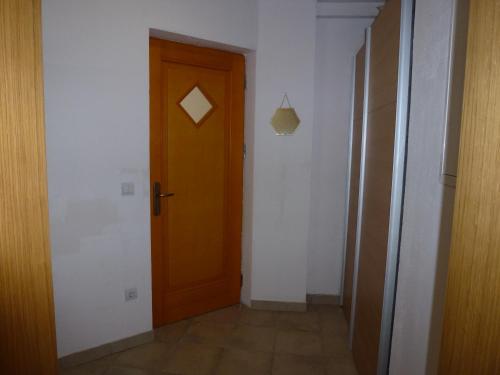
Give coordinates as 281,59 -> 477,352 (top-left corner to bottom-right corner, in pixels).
149,39 -> 244,327
0,0 -> 58,373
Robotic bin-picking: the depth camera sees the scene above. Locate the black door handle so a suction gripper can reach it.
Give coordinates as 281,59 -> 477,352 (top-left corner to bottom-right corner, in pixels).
153,182 -> 174,216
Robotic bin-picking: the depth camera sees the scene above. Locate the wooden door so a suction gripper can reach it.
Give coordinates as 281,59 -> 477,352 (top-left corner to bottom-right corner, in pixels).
343,45 -> 366,324
0,0 -> 58,373
352,0 -> 401,374
149,39 -> 244,327
439,0 -> 500,373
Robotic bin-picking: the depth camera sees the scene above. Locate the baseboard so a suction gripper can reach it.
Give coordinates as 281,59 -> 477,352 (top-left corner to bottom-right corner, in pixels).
58,330 -> 154,369
306,294 -> 341,306
251,300 -> 307,312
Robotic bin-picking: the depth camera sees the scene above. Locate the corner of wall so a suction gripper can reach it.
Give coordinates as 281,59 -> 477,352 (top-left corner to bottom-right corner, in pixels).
241,51 -> 257,306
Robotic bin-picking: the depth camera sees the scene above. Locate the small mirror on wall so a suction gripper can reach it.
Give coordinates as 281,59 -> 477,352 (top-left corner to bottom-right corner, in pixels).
441,0 -> 469,187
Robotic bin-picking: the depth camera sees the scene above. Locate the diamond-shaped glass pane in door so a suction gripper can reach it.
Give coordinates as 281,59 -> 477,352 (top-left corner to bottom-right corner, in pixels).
178,86 -> 214,126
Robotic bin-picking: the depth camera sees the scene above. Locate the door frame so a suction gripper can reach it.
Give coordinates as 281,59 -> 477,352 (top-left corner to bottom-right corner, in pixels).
340,51 -> 359,309
149,38 -> 245,327
349,26 -> 372,349
377,0 -> 415,372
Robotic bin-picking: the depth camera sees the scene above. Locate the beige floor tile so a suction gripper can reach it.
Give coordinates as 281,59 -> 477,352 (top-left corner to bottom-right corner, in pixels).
105,366 -> 155,375
185,321 -> 235,347
275,330 -> 323,357
320,313 -> 349,338
59,364 -> 108,375
240,309 -> 277,327
163,340 -> 221,375
215,348 -> 273,375
61,305 -> 356,375
192,305 -> 242,325
326,359 -> 358,375
224,325 -> 276,352
59,356 -> 112,375
308,305 -> 341,314
272,353 -> 327,375
276,312 -> 321,332
113,342 -> 172,371
155,319 -> 191,347
317,307 -> 345,319
322,336 -> 352,359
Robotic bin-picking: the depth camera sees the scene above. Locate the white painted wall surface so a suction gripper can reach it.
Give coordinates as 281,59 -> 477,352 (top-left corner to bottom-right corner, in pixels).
42,0 -> 258,357
307,17 -> 372,296
42,0 -> 380,357
249,0 -> 317,303
390,0 -> 456,373
316,2 -> 383,18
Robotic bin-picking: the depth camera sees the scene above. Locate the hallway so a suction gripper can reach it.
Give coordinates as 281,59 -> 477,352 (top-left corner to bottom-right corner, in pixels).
60,305 -> 356,375
4,0 -> 500,373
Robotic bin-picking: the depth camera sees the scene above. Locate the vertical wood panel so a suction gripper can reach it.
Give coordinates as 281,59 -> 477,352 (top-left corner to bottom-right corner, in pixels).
0,0 -> 58,373
439,0 -> 500,373
352,0 -> 401,374
343,46 -> 366,324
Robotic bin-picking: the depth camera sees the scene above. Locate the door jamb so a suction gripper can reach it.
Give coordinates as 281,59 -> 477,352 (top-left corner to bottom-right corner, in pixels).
377,0 -> 415,373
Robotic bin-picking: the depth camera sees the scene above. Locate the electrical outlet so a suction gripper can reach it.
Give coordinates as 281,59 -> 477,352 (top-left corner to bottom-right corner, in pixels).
125,287 -> 138,302
121,182 -> 135,196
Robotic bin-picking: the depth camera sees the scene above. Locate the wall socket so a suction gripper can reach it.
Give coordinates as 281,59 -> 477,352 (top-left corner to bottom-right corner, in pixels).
121,182 -> 135,196
124,287 -> 138,302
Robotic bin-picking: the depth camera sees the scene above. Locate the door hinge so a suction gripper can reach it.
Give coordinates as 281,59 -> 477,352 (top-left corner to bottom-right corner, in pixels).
240,274 -> 243,288
244,75 -> 247,90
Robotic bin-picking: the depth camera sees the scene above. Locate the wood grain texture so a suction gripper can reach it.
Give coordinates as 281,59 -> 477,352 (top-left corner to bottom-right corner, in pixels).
439,0 -> 500,373
0,0 -> 58,373
150,39 -> 244,327
343,46 -> 366,324
352,0 -> 401,374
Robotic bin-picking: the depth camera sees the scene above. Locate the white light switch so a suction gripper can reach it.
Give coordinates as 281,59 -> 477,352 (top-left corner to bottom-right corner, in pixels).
121,182 -> 135,196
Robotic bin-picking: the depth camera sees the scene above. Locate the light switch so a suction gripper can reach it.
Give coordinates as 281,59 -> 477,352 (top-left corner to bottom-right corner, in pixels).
121,182 -> 135,196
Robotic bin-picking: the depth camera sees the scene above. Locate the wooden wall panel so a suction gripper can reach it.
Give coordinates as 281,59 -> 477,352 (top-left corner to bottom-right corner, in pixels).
439,0 -> 500,373
353,47 -> 367,122
352,0 -> 401,374
0,0 -> 58,373
343,46 -> 366,324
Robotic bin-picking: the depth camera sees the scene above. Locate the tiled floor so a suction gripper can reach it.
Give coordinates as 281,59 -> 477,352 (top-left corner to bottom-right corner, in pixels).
60,305 -> 357,375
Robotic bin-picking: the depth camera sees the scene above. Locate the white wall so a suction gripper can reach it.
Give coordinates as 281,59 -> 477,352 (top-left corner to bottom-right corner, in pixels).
43,0 -> 323,357
250,0 -> 317,303
43,0 -> 381,357
390,0 -> 455,373
307,17 -> 373,296
42,0 -> 258,357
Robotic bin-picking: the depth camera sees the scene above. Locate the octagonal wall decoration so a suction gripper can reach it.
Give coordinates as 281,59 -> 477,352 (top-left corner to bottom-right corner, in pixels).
271,93 -> 301,135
